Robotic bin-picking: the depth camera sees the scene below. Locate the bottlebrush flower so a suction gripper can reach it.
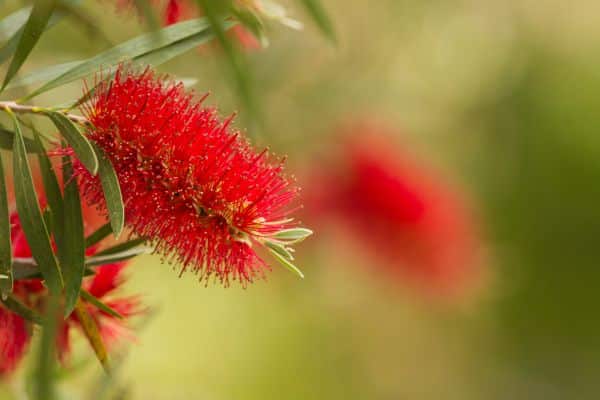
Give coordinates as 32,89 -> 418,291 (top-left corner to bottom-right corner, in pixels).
0,206 -> 141,374
306,123 -> 483,297
58,261 -> 141,360
75,65 -> 308,286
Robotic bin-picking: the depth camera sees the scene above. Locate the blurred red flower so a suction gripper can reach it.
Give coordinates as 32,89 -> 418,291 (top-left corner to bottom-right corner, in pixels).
0,205 -> 141,376
57,260 -> 141,361
76,66 -> 297,286
307,123 -> 484,298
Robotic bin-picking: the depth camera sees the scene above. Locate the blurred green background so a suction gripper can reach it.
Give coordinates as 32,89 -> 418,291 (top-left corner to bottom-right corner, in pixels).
3,0 -> 600,398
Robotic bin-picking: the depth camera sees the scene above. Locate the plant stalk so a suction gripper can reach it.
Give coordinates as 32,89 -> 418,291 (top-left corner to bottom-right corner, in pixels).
0,101 -> 89,126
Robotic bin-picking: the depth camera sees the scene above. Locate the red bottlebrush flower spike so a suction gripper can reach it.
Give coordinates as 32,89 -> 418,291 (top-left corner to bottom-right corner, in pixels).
60,262 -> 142,360
4,206 -> 142,369
76,65 -> 309,286
306,122 -> 484,298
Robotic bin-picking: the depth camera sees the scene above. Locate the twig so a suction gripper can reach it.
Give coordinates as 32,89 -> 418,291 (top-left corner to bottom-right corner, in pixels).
0,100 -> 89,126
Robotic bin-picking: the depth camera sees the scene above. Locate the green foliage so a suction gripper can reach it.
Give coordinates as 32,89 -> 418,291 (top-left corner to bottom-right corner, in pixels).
93,144 -> 124,238
23,17 -> 218,99
0,294 -> 42,324
85,222 -> 113,248
0,0 -> 81,67
81,289 -> 124,319
47,111 -> 98,174
2,0 -> 57,90
11,114 -> 63,294
61,155 -> 85,316
0,152 -> 11,299
0,123 -> 41,151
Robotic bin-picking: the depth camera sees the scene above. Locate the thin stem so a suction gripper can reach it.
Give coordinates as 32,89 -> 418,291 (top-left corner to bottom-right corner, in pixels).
0,100 -> 89,126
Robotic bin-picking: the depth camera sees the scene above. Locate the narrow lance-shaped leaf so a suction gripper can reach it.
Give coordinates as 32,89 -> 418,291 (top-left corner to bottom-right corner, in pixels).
0,7 -> 31,40
0,294 -> 42,324
2,0 -> 57,90
85,222 -> 112,248
270,228 -> 313,244
24,17 -> 214,99
12,258 -> 95,280
95,238 -> 146,257
268,247 -> 305,279
86,246 -> 151,267
12,246 -> 147,277
12,18 -> 234,97
0,0 -> 82,67
297,0 -> 336,43
265,240 -> 294,261
75,298 -> 110,372
61,155 -> 85,317
11,113 -> 63,294
0,153 -> 12,299
5,60 -> 81,90
34,133 -> 63,237
47,111 -> 98,174
80,289 -> 124,319
0,125 -> 41,152
93,144 -> 124,238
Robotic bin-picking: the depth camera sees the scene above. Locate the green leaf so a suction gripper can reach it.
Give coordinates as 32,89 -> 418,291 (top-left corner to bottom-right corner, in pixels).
93,145 -> 124,238
268,247 -> 305,279
80,289 -> 124,319
46,111 -> 98,175
75,298 -> 110,372
298,0 -> 336,43
265,240 -> 294,260
135,20 -> 234,65
0,153 -> 11,299
12,260 -> 41,280
0,1 -> 80,68
2,0 -> 57,90
0,7 -> 31,40
34,133 -> 63,234
24,17 -> 215,99
42,208 -> 54,234
85,222 -> 113,248
0,294 -> 42,324
14,18 -> 233,102
0,125 -> 42,152
86,245 -> 151,267
270,227 -> 313,244
12,258 -> 95,280
11,113 -> 63,294
61,156 -> 85,317
95,238 -> 147,257
5,60 -> 81,90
